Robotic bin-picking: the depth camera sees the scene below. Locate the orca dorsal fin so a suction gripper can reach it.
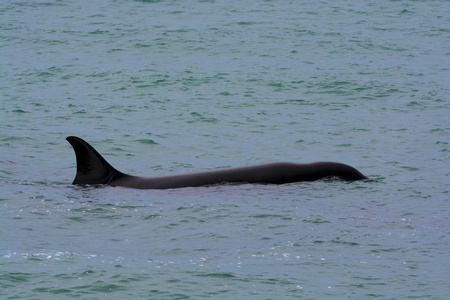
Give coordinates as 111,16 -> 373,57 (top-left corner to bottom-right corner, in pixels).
66,136 -> 121,185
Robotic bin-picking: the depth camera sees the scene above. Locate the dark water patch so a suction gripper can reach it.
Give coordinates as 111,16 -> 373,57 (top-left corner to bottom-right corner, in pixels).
88,13 -> 106,18
149,291 -> 190,299
0,272 -> 35,283
330,238 -> 360,246
218,91 -> 234,96
142,213 -> 166,220
406,101 -> 424,107
178,216 -> 206,224
32,287 -> 73,294
137,0 -> 165,3
267,81 -> 283,88
135,84 -> 153,88
1,136 -> 32,142
236,21 -> 259,26
10,109 -> 29,114
399,165 -> 420,172
187,112 -> 219,124
87,71 -> 110,78
302,217 -> 331,224
36,71 -> 54,77
115,273 -> 152,284
89,282 -> 126,293
73,110 -> 87,115
370,248 -> 402,253
67,216 -> 88,223
250,214 -> 284,219
275,99 -> 310,105
196,272 -> 237,279
135,139 -> 159,145
108,48 -> 124,52
88,29 -> 110,35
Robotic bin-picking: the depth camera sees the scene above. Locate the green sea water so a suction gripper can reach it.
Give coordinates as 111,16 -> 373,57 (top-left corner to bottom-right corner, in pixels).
1,0 -> 449,299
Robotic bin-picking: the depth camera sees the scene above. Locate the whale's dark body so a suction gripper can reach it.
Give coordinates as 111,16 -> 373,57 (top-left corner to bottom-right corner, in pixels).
67,136 -> 368,189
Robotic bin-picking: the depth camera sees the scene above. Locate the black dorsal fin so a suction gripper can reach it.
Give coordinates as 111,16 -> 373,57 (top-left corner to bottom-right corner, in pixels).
66,136 -> 121,185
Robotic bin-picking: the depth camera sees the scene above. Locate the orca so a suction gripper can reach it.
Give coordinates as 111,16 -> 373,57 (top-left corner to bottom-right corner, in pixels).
66,136 -> 368,189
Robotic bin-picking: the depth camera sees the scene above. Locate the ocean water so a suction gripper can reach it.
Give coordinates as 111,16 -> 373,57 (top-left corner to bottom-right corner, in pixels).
1,0 -> 449,299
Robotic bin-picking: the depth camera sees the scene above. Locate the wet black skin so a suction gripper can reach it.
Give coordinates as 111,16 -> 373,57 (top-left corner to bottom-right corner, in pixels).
67,136 -> 368,190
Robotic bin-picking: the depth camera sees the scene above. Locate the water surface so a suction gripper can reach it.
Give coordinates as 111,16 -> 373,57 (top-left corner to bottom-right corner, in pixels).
1,1 -> 449,299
